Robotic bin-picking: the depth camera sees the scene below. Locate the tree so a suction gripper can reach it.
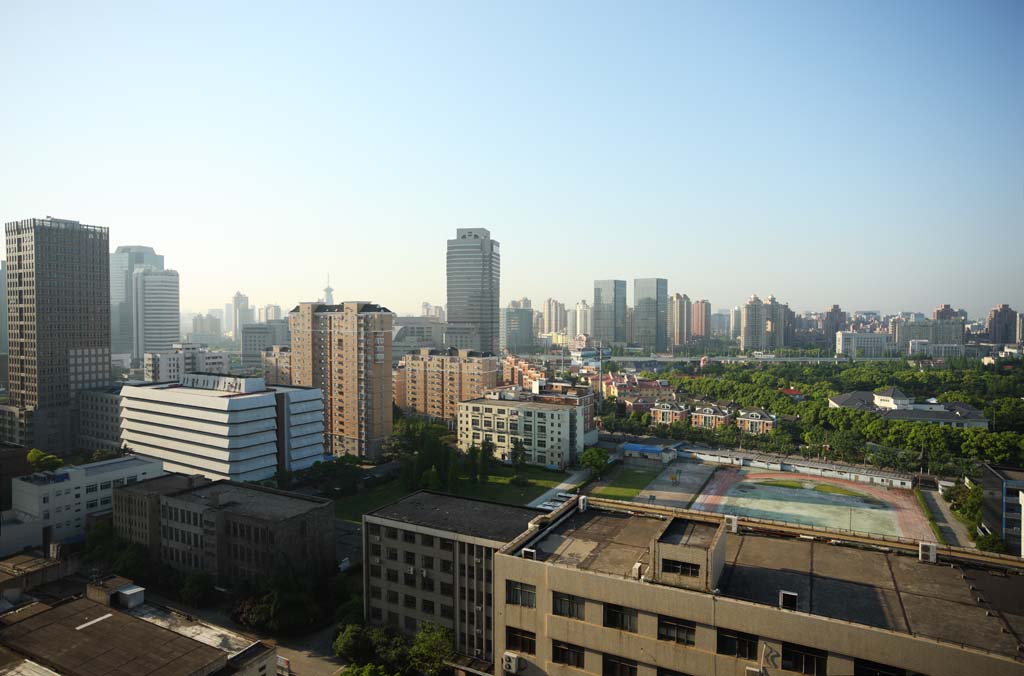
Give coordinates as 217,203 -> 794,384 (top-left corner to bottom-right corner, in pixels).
465,444 -> 480,483
90,448 -> 120,463
180,572 -> 215,607
580,446 -> 609,478
409,623 -> 455,676
26,448 -> 63,472
445,460 -> 458,494
421,465 -> 442,491
479,440 -> 495,483
333,624 -> 375,664
510,439 -> 528,482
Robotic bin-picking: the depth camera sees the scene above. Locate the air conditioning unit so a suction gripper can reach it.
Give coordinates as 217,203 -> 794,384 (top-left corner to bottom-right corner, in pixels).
371,535 -> 381,543
407,566 -> 416,575
724,514 -> 739,533
475,605 -> 483,612
421,568 -> 428,577
371,556 -> 380,564
745,667 -> 762,676
475,558 -> 482,564
631,561 -> 643,580
779,590 -> 798,611
521,548 -> 537,560
501,652 -> 521,673
919,542 -> 938,563
578,496 -> 588,512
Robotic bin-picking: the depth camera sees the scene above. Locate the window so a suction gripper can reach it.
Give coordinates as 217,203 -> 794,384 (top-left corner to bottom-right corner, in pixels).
422,599 -> 435,614
385,527 -> 398,539
602,654 -> 637,676
370,586 -> 382,599
404,594 -> 417,609
387,590 -> 399,604
717,629 -> 758,660
403,530 -> 416,543
440,604 -> 454,619
441,559 -> 453,574
386,569 -> 398,583
552,641 -> 585,668
657,670 -> 695,676
100,481 -> 111,490
100,497 -> 111,506
782,643 -> 827,675
657,616 -> 695,645
420,534 -> 434,547
506,580 -> 536,607
440,539 -> 453,551
405,551 -> 416,565
662,559 -> 700,576
370,564 -> 382,578
506,627 -> 536,655
603,604 -> 637,632
440,582 -> 453,596
404,616 -> 417,632
853,659 -> 909,676
422,555 -> 434,569
552,592 -> 585,619
85,484 -> 97,493
386,547 -> 398,561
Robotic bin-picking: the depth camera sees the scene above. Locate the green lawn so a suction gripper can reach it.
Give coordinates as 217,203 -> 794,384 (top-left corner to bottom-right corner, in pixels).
755,479 -> 805,489
813,483 -> 866,498
334,465 -> 572,523
591,467 -> 661,500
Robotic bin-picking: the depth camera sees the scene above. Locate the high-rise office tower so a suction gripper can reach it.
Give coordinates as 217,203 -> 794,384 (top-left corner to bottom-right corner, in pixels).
501,307 -> 535,353
131,267 -> 180,362
231,292 -> 254,339
593,280 -> 627,345
446,229 -> 500,353
692,299 -> 712,338
542,298 -> 567,334
823,304 -> 848,341
731,306 -> 742,339
289,301 -> 393,460
668,293 -> 691,347
223,303 -> 234,335
987,304 -> 1018,345
741,294 -> 767,352
574,300 -> 592,337
634,278 -> 668,352
110,245 -> 164,357
2,217 -> 110,450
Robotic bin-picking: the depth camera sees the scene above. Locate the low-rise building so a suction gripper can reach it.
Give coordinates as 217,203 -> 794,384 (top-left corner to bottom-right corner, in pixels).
978,463 -> 1024,558
120,373 -> 325,481
829,387 -> 989,429
144,342 -> 228,381
689,404 -> 732,430
2,455 -> 164,557
113,472 -> 212,556
735,407 -> 776,435
362,491 -> 542,665
835,331 -> 892,358
651,401 -> 689,426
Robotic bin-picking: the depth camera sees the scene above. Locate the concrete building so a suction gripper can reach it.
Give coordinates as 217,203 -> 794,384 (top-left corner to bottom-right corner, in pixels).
822,304 -> 847,341
542,299 -> 567,335
289,301 -> 394,460
240,319 -> 289,370
493,497 -> 1024,676
987,304 -> 1018,345
594,280 -> 627,345
829,387 -> 988,429
691,300 -> 711,340
893,318 -> 965,353
1018,313 -> 1024,344
393,316 -> 447,365
1,455 -> 163,557
144,342 -> 229,381
395,348 -> 499,425
2,217 -> 111,451
908,340 -> 966,360
836,331 -> 892,358
730,306 -> 741,339
130,266 -> 180,363
110,245 -> 164,359
261,345 -> 292,385
0,260 -> 7,357
231,291 -> 254,341
112,472 -> 211,556
457,386 -> 594,470
978,463 -> 1024,558
363,491 -> 541,663
190,312 -> 222,343
739,295 -> 766,353
667,294 -> 691,348
76,386 -> 124,452
120,373 -> 325,481
502,307 -> 536,353
115,477 -> 335,582
633,279 -> 668,353
446,228 -> 501,353
764,295 -> 794,349
574,300 -> 593,338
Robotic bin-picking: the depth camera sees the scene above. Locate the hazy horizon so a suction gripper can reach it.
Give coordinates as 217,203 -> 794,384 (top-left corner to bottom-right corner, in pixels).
2,2 -> 1021,320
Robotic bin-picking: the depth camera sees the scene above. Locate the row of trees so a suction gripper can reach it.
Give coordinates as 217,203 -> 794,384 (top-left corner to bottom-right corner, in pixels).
333,622 -> 453,676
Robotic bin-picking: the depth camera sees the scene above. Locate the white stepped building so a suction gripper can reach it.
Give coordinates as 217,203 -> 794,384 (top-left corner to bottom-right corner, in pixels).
120,373 -> 325,481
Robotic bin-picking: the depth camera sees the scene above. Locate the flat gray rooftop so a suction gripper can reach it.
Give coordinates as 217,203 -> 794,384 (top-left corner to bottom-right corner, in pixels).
116,472 -> 210,496
658,518 -> 718,548
175,483 -> 329,521
526,506 -> 1024,658
82,456 -> 156,477
370,491 -> 543,543
0,598 -> 225,676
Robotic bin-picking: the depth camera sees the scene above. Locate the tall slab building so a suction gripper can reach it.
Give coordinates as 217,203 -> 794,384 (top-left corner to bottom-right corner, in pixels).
633,278 -> 668,353
110,245 -> 164,358
2,217 -> 111,450
446,228 -> 500,353
593,280 -> 627,345
289,301 -> 394,461
131,267 -> 180,362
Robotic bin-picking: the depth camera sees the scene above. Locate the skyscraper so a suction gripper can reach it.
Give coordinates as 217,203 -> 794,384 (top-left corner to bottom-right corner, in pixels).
2,217 -> 110,450
542,298 -> 567,334
987,304 -> 1018,345
131,267 -> 180,362
574,300 -> 592,337
731,306 -> 741,339
110,245 -> 164,357
634,278 -> 668,352
764,295 -> 794,349
289,301 -> 393,460
501,307 -> 535,353
232,292 -> 254,339
446,228 -> 500,353
741,294 -> 767,352
823,304 -> 848,341
0,260 -> 7,355
668,293 -> 691,347
692,299 -> 712,338
593,280 -> 626,345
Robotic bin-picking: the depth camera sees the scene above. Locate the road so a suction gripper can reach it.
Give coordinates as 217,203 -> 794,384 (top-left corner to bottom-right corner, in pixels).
920,488 -> 975,548
527,469 -> 591,507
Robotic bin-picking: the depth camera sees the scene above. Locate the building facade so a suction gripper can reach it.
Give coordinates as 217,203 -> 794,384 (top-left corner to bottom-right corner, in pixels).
76,386 -> 124,452
289,301 -> 394,460
120,373 -> 325,481
978,463 -> 1024,557
593,280 -> 627,346
395,348 -> 499,425
446,228 -> 500,353
130,266 -> 180,363
739,295 -> 766,353
240,320 -> 290,370
691,299 -> 711,340
633,279 -> 668,353
110,245 -> 164,358
393,316 -> 447,365
3,217 -> 111,451
836,331 -> 892,358
261,345 -> 292,385
144,342 -> 228,381
987,304 -> 1018,345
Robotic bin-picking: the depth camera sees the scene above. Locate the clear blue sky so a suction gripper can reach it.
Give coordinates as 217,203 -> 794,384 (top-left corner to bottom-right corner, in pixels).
2,1 -> 1021,319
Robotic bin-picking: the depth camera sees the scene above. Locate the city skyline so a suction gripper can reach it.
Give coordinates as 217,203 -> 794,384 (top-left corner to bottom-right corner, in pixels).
2,3 -> 1022,318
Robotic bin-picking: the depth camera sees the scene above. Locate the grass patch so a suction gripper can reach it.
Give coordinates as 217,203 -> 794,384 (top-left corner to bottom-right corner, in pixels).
914,487 -> 949,546
813,483 -> 866,498
457,465 -> 570,505
335,480 -> 410,523
755,479 -> 805,489
591,467 -> 661,500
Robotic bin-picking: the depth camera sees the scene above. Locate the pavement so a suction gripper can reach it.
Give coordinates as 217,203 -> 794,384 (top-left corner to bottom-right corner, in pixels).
335,519 -> 362,569
527,469 -> 590,507
632,460 -> 717,509
921,488 -> 975,548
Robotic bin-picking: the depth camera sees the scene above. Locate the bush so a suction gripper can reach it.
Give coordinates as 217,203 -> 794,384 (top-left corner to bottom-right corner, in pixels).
180,573 -> 215,607
333,624 -> 375,664
976,533 -> 1009,553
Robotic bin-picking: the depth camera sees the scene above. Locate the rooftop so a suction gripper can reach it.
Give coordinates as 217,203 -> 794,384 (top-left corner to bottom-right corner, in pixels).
0,598 -> 226,676
171,481 -> 331,521
986,464 -> 1024,483
464,397 -> 577,412
115,472 -> 212,496
370,491 -> 543,543
517,503 -> 1024,659
81,456 -> 157,477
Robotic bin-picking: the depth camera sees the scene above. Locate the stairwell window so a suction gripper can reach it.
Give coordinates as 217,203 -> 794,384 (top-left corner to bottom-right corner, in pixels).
506,580 -> 536,607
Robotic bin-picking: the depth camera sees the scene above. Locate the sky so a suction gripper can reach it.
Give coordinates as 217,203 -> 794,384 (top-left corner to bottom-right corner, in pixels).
1,1 -> 1022,320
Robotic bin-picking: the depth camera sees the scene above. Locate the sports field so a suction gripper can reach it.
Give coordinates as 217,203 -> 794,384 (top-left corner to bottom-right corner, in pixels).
689,467 -> 932,540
